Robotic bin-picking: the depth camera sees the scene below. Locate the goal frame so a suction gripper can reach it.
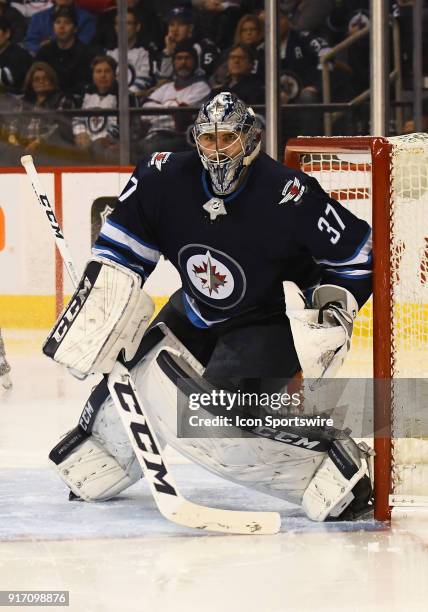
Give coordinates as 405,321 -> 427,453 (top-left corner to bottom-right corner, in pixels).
285,136 -> 393,521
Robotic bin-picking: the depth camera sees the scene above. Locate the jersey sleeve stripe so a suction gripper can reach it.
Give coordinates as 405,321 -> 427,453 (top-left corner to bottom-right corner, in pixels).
325,267 -> 372,275
105,218 -> 160,252
324,268 -> 372,279
91,247 -> 150,278
99,224 -> 161,265
98,232 -> 159,266
313,228 -> 372,266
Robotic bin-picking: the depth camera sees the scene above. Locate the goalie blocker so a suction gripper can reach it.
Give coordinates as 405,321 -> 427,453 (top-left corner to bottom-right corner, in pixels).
43,257 -> 154,377
285,282 -> 358,380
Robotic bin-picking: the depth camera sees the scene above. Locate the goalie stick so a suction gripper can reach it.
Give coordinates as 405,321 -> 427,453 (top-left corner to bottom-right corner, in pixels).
20,155 -> 281,535
20,156 -> 79,287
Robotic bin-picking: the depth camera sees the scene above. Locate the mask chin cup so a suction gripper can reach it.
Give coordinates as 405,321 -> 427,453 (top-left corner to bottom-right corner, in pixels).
205,140 -> 260,195
206,155 -> 245,196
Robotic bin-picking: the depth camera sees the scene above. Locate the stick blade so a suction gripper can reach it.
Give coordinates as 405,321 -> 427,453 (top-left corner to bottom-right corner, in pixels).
168,499 -> 281,535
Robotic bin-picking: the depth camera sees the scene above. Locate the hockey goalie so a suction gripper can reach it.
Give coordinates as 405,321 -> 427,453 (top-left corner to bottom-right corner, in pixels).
44,93 -> 374,523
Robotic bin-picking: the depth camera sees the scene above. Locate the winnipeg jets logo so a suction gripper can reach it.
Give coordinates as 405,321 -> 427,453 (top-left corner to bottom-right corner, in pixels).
179,245 -> 245,308
205,93 -> 235,122
279,177 -> 305,205
148,152 -> 172,171
192,252 -> 227,296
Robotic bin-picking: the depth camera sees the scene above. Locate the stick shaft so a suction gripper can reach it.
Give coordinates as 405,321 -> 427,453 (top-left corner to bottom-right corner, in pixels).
20,155 -> 79,286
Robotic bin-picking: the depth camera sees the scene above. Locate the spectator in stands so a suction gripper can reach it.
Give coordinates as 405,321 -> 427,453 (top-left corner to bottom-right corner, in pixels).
234,13 -> 263,47
345,5 -> 370,96
0,16 -> 32,93
24,0 -> 96,54
10,1 -> 52,20
281,0 -> 334,37
158,6 -> 219,80
278,11 -> 328,102
211,43 -> 263,104
210,13 -> 264,86
324,0 -> 354,45
36,6 -> 97,96
0,0 -> 27,43
4,61 -> 76,164
257,9 -> 330,136
0,84 -> 22,164
192,0 -> 242,51
90,1 -> 115,49
233,13 -> 264,77
107,7 -> 154,96
280,11 -> 328,135
72,54 -> 137,162
131,0 -> 164,53
139,40 -> 211,157
93,1 -> 163,55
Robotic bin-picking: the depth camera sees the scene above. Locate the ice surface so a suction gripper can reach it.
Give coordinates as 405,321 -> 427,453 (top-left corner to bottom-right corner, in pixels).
0,464 -> 385,542
1,330 -> 428,612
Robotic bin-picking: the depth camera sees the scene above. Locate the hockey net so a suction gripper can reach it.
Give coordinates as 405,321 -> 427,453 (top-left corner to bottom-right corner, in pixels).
285,134 -> 428,521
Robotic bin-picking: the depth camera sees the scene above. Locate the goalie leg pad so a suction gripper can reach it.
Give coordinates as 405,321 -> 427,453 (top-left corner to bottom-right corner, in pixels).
43,257 -> 154,377
51,433 -> 142,502
49,323 -> 199,502
301,437 -> 373,521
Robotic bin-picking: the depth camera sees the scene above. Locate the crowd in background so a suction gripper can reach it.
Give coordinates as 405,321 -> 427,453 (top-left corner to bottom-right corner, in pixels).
0,0 -> 425,164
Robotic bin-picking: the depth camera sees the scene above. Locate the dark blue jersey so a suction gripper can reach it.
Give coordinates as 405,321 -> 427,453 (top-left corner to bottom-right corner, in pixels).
93,151 -> 372,328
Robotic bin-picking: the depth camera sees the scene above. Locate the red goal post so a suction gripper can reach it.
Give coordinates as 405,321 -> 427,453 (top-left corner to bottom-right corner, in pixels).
284,135 -> 428,522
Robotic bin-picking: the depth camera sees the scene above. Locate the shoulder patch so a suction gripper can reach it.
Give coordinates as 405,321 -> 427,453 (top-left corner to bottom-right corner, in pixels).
148,151 -> 172,171
279,177 -> 306,205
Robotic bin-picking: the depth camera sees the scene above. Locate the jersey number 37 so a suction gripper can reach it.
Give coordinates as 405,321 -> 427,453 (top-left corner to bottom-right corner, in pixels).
317,203 -> 346,245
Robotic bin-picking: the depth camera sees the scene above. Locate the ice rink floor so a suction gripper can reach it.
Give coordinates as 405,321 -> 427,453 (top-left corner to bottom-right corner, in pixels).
1,330 -> 428,612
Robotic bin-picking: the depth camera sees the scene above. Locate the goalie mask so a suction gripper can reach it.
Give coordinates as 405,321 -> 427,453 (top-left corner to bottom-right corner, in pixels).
193,92 -> 262,196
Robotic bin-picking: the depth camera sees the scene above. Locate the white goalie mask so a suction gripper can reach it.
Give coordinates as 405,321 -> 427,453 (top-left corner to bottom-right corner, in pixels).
193,92 -> 262,196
